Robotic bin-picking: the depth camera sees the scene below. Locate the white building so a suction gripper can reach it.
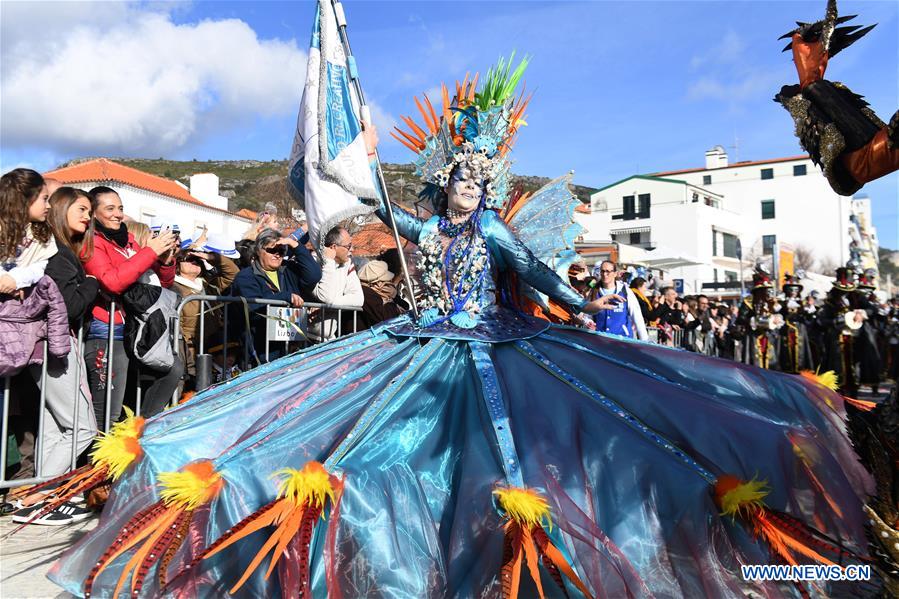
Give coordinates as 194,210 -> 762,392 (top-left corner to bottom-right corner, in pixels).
189,173 -> 229,211
578,174 -> 743,294
44,158 -> 251,241
578,148 -> 862,295
653,148 -> 854,271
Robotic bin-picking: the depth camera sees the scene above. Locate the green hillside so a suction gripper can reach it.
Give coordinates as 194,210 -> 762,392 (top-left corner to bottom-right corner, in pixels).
59,157 -> 596,216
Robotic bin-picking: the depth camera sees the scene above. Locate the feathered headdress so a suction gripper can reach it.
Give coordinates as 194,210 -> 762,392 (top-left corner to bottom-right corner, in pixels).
392,53 -> 531,211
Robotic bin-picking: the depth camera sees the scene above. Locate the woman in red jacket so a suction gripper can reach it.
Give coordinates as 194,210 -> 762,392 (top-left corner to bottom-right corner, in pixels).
82,186 -> 177,430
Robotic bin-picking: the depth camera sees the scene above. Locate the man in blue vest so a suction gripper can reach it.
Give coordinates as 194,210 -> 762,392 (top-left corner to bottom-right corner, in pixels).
591,261 -> 648,340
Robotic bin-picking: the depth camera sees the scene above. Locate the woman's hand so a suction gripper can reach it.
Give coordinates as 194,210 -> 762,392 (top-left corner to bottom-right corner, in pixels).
582,294 -> 624,314
277,236 -> 298,249
362,122 -> 379,157
289,293 -> 304,308
148,230 -> 177,257
0,274 -> 17,295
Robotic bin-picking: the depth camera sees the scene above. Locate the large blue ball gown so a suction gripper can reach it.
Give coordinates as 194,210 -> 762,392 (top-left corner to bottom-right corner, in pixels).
49,208 -> 872,598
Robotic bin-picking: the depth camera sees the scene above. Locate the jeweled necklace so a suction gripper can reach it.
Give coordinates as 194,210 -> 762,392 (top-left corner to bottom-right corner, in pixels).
438,211 -> 474,237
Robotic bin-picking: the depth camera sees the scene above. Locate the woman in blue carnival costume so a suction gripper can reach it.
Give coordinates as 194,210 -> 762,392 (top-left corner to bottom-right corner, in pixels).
43,56 -> 882,599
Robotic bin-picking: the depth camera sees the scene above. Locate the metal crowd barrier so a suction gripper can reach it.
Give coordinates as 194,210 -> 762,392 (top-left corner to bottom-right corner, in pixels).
646,326 -> 685,348
172,294 -> 362,395
1,296 -> 361,491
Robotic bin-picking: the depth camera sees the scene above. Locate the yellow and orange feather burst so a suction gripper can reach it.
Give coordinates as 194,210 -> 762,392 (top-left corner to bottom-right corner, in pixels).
712,474 -> 855,571
85,460 -> 225,599
494,485 -> 592,599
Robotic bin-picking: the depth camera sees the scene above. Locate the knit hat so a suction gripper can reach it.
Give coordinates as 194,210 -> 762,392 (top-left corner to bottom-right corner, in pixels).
358,260 -> 394,284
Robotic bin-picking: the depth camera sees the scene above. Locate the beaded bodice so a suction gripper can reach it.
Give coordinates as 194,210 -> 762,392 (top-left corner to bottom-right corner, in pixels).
416,225 -> 494,318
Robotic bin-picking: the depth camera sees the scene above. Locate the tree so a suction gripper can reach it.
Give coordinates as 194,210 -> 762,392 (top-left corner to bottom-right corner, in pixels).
793,244 -> 816,273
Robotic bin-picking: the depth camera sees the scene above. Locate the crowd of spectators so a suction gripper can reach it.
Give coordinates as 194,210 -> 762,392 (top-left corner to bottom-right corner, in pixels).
573,260 -> 770,357
0,167 -> 406,525
570,259 -> 899,378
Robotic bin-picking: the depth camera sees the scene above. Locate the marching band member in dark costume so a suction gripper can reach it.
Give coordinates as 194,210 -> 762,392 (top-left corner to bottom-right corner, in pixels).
778,272 -> 813,373
817,266 -> 863,397
853,269 -> 883,396
886,296 -> 899,383
733,266 -> 781,370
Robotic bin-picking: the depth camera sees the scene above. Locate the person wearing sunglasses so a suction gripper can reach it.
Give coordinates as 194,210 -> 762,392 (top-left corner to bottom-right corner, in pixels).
590,260 -> 648,341
229,227 -> 322,362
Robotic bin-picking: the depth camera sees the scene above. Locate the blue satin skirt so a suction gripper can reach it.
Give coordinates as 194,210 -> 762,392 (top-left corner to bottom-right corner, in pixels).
49,319 -> 871,598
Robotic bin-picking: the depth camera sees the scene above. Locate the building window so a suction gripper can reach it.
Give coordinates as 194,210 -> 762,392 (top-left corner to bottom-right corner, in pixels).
762,234 -> 776,255
702,174 -> 711,185
712,231 -> 718,256
793,164 -> 807,176
725,271 -> 738,282
621,195 -> 636,220
722,233 -> 738,258
761,200 -> 776,220
692,192 -> 699,203
760,168 -> 774,180
637,193 -> 651,218
612,229 -> 651,249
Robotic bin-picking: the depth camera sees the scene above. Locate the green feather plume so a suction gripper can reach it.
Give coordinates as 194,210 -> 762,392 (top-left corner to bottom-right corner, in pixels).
475,52 -> 530,110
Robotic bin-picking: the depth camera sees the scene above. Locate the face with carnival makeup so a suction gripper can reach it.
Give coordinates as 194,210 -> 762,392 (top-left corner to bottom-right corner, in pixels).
445,167 -> 485,215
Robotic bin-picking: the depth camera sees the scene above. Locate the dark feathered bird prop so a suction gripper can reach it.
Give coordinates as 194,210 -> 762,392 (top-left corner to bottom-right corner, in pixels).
778,0 -> 876,58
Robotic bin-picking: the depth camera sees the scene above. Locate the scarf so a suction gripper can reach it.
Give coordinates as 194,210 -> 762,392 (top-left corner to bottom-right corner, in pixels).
632,287 -> 658,325
367,280 -> 398,303
2,223 -> 57,271
632,286 -> 651,308
94,219 -> 129,248
175,275 -> 205,292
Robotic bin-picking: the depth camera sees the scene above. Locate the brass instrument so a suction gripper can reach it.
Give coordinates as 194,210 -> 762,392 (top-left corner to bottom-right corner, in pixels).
749,299 -> 784,331
842,310 -> 865,335
750,313 -> 784,331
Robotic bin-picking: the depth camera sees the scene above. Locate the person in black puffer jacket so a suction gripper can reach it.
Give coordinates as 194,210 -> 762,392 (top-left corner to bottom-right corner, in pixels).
30,187 -> 99,477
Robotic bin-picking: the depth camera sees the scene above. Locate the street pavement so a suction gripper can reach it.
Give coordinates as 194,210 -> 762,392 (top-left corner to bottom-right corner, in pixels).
0,515 -> 95,598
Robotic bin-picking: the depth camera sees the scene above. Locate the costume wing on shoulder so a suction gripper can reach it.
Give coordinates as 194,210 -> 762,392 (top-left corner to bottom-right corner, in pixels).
502,173 -> 585,320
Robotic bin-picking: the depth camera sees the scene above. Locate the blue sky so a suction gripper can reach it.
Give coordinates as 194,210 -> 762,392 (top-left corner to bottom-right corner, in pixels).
2,0 -> 896,246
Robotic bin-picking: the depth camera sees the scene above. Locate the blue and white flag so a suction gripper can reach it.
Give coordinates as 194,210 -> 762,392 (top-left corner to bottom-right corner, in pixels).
288,0 -> 379,248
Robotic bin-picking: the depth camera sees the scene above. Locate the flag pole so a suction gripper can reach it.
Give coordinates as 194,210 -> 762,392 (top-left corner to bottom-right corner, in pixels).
329,0 -> 419,318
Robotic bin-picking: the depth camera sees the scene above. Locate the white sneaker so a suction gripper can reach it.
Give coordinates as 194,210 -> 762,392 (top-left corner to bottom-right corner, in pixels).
12,501 -> 93,526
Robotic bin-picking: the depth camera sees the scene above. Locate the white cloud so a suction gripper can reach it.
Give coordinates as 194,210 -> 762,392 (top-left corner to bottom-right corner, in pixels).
0,2 -> 306,156
687,71 -> 781,103
684,28 -> 787,112
366,100 -> 398,142
689,30 -> 746,70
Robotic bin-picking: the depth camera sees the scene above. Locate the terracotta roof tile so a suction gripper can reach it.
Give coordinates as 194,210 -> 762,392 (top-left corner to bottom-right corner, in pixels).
43,158 -> 245,218
652,155 -> 809,177
574,203 -> 591,214
236,208 -> 258,220
352,222 -> 412,257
